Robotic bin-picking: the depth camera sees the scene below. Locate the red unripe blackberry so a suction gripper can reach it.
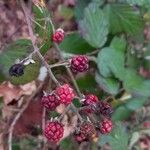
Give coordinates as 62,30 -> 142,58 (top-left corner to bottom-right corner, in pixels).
99,119 -> 113,134
97,101 -> 113,117
44,121 -> 64,143
41,94 -> 60,111
70,55 -> 89,73
55,84 -> 75,105
80,122 -> 96,136
74,132 -> 87,143
84,94 -> 99,106
52,28 -> 65,44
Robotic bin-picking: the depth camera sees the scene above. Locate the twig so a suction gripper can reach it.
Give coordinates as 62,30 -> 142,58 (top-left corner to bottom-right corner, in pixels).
21,0 -> 83,126
42,107 -> 47,150
54,43 -> 83,98
20,0 -> 60,87
50,62 -> 69,69
47,18 -> 84,122
8,82 -> 44,150
47,17 -> 83,97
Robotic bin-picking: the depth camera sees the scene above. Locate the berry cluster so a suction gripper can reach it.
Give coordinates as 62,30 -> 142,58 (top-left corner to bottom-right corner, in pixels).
44,29 -> 113,143
42,84 -> 75,110
9,28 -> 113,144
43,92 -> 113,143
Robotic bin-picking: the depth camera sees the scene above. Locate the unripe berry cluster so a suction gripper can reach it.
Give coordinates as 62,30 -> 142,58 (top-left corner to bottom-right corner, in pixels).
9,28 -> 113,145
42,84 -> 75,110
42,91 -> 113,143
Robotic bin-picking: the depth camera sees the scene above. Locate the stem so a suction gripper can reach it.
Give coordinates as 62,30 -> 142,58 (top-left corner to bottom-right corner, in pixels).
70,104 -> 83,122
54,43 -> 83,98
21,0 -> 60,87
48,18 -> 84,121
50,62 -> 69,69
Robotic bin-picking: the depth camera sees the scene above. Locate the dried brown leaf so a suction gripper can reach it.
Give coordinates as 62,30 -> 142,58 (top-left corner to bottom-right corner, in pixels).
0,81 -> 36,105
61,113 -> 78,140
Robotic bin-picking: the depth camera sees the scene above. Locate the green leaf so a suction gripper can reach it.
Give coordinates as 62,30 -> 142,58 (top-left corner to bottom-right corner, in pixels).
0,72 -> 5,83
129,132 -> 140,149
0,39 -> 32,76
60,138 -> 74,150
125,98 -> 148,110
60,32 -> 94,54
105,4 -> 144,35
10,60 -> 40,85
58,5 -> 74,20
79,3 -> 109,48
110,36 -> 127,52
123,69 -> 150,97
73,99 -> 82,108
126,50 -> 142,69
98,122 -> 129,150
112,106 -> 132,121
12,144 -> 21,150
95,72 -> 120,95
126,0 -> 150,6
75,0 -> 91,20
33,5 -> 53,54
76,74 -> 99,94
109,122 -> 129,150
97,47 -> 125,78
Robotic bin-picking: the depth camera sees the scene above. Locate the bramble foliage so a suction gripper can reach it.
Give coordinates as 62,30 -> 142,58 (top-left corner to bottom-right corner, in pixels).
1,0 -> 150,149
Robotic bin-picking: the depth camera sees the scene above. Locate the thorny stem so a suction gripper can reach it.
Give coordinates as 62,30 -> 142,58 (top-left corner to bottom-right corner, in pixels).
21,0 -> 60,87
54,43 -> 83,98
48,17 -> 84,121
20,2 -> 83,146
21,0 -> 83,122
50,62 -> 69,69
48,18 -> 83,98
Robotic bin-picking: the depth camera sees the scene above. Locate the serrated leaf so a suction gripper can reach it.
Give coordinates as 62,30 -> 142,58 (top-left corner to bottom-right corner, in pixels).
97,47 -> 125,78
76,74 -> 99,94
105,4 -> 144,35
109,122 -> 129,150
112,106 -> 132,121
60,32 -> 94,54
79,3 -> 109,48
98,122 -> 129,150
126,0 -> 150,6
95,72 -> 120,95
110,36 -> 127,52
123,69 -> 150,97
75,0 -> 91,20
10,60 -> 40,85
125,98 -> 148,110
33,5 -> 53,54
0,39 -> 32,77
129,132 -> 140,149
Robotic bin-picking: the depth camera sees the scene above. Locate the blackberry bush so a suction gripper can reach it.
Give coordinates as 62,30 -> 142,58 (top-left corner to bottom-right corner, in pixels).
1,0 -> 149,149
